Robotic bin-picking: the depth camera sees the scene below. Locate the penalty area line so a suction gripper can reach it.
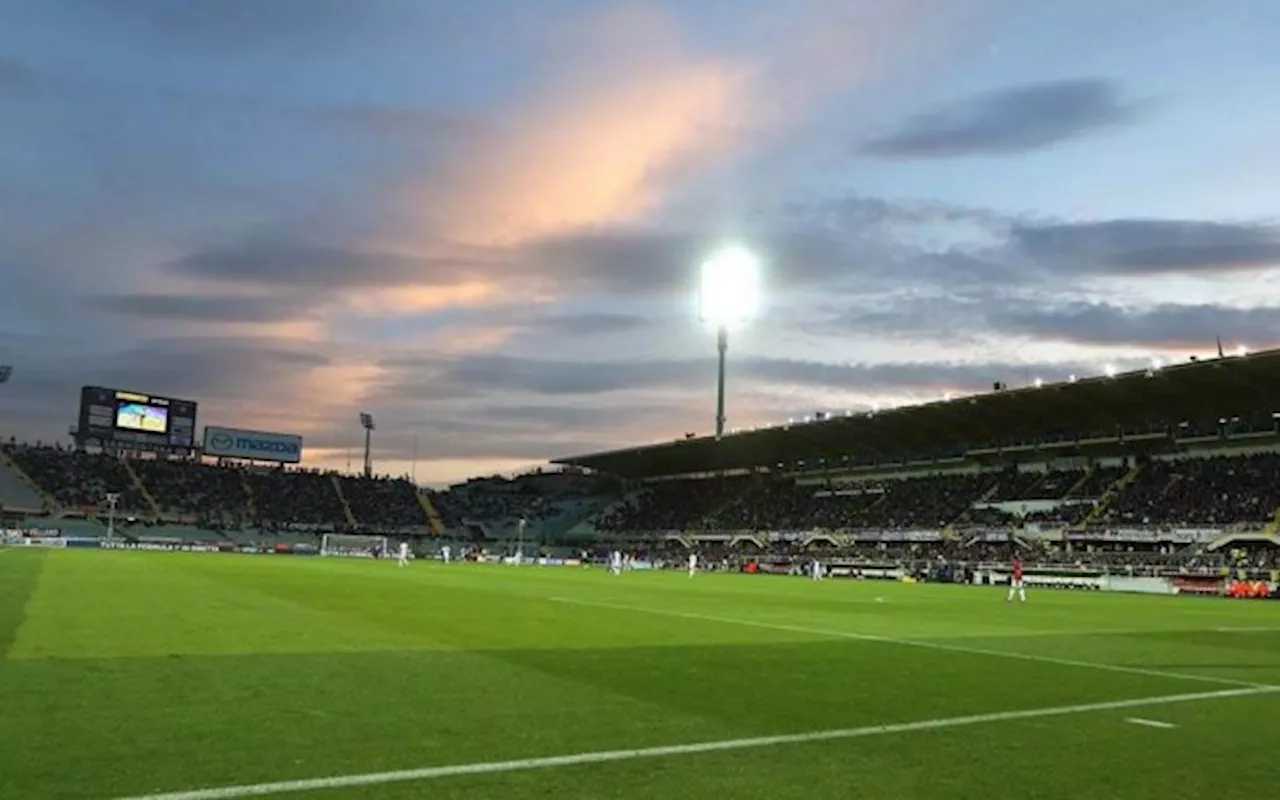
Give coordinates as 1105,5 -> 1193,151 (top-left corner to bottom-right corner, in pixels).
113,685 -> 1275,800
550,597 -> 1276,690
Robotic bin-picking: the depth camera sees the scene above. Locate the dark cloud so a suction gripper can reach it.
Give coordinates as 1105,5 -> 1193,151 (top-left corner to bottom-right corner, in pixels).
58,0 -> 383,51
168,241 -> 485,290
5,337 -> 327,396
991,302 -> 1280,348
301,402 -> 690,465
0,58 -> 41,94
532,313 -> 657,337
1011,219 -> 1280,276
819,293 -> 1280,351
167,221 -> 872,300
0,337 -> 334,443
381,353 -> 1093,399
862,78 -> 1142,158
86,293 -> 320,323
515,219 -> 893,297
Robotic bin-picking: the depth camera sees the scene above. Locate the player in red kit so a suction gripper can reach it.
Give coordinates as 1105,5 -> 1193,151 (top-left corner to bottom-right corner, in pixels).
1006,554 -> 1026,603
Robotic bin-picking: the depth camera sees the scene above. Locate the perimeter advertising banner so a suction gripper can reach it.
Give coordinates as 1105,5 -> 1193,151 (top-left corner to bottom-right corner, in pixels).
203,426 -> 303,463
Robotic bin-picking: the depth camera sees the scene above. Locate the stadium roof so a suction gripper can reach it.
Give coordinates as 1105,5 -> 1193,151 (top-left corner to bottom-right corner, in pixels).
554,348 -> 1280,479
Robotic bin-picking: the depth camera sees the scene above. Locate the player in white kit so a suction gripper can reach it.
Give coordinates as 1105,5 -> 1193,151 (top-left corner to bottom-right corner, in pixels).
610,550 -> 623,575
440,544 -> 451,563
811,559 -> 823,581
688,552 -> 697,577
397,541 -> 410,567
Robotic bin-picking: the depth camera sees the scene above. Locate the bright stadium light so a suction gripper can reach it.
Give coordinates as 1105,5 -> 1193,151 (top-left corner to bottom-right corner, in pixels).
1033,377 -> 1044,388
698,245 -> 760,330
1235,343 -> 1249,357
1103,364 -> 1117,378
698,245 -> 761,440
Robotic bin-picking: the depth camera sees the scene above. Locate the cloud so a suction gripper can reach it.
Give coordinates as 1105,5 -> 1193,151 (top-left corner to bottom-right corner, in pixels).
1011,219 -> 1280,276
0,58 -> 41,94
86,292 -> 322,323
862,78 -> 1143,158
818,292 -> 1280,352
378,353 -> 1093,401
990,302 -> 1280,349
532,313 -> 657,337
58,0 -> 386,52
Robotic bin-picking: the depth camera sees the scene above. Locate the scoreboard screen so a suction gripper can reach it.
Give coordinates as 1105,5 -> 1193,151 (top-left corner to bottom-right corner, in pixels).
78,387 -> 198,449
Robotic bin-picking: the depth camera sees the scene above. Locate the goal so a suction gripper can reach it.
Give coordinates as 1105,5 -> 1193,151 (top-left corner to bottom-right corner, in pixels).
320,533 -> 389,558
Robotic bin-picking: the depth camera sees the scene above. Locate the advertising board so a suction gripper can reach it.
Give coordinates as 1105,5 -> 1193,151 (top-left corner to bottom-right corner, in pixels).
203,426 -> 303,463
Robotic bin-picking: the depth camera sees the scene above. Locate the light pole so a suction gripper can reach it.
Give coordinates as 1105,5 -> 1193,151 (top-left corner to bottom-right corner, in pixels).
698,246 -> 761,440
104,492 -> 120,540
358,412 -> 375,478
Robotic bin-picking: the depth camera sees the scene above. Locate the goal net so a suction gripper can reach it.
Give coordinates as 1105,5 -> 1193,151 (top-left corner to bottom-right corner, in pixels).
320,533 -> 389,558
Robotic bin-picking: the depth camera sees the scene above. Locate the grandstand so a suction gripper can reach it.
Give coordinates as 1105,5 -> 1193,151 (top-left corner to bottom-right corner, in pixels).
553,348 -> 1280,574
2,350 -> 1279,575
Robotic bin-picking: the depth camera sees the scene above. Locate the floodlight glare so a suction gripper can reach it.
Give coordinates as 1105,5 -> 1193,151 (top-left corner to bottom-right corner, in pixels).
1235,344 -> 1249,357
1033,377 -> 1044,388
697,245 -> 761,440
1103,364 -> 1117,378
698,246 -> 760,329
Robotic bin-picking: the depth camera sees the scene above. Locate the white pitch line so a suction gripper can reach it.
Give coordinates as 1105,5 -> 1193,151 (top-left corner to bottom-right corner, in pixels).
1126,717 -> 1178,729
113,685 -> 1274,800
1214,626 -> 1280,633
550,597 -> 1275,690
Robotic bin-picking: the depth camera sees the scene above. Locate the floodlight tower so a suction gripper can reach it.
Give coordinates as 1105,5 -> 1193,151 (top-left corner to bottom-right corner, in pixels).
698,246 -> 761,440
358,412 -> 375,478
104,492 -> 120,540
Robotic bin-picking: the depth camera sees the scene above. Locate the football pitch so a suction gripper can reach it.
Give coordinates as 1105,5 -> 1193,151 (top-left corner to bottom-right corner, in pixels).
3,549 -> 1278,799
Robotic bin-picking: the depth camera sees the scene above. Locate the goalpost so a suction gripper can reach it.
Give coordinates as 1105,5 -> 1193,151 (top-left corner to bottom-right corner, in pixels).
320,533 -> 389,558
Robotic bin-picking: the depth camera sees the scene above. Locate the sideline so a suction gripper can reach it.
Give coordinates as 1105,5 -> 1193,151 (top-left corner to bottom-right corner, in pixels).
114,685 -> 1275,800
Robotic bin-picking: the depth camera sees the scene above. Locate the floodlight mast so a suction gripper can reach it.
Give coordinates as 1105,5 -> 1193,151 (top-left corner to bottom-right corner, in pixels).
698,246 -> 760,441
359,412 -> 376,478
714,325 -> 728,440
104,492 -> 120,540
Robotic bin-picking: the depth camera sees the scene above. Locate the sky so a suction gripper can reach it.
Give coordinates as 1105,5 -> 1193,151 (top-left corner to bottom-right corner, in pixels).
2,0 -> 1279,486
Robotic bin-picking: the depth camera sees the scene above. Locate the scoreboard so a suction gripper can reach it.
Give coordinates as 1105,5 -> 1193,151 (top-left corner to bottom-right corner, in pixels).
77,386 -> 198,449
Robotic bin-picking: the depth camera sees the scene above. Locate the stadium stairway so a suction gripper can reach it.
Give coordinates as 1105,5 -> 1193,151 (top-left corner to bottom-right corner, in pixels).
331,475 -> 358,527
1062,465 -> 1097,499
121,458 -> 162,520
1077,462 -> 1144,528
0,449 -> 54,513
240,471 -> 258,519
416,489 -> 446,535
949,477 -> 1002,526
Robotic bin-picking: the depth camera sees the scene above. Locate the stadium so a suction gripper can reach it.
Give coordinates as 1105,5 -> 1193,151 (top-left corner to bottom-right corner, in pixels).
2,348 -> 1279,800
5,5 -> 1280,798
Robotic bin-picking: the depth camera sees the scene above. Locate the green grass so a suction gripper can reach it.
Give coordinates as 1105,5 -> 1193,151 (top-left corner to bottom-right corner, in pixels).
1,549 -> 1278,799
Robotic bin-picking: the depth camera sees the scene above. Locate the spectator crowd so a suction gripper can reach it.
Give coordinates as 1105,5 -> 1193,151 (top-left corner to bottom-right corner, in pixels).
3,442 -> 1280,545
1,443 -> 429,533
